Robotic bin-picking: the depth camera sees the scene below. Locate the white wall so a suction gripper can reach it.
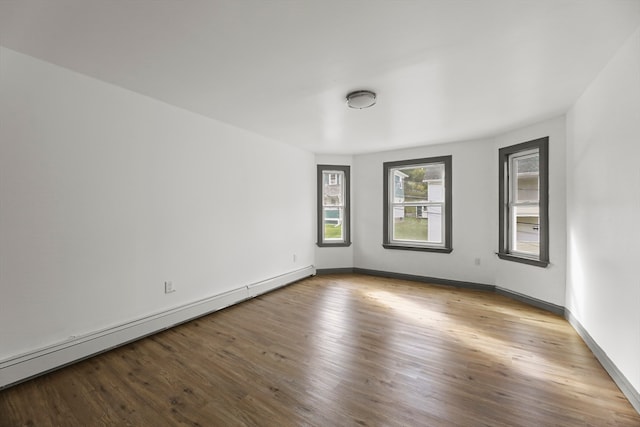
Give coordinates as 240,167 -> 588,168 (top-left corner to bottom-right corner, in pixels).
566,28 -> 640,393
494,117 -> 567,306
315,154 -> 354,269
353,138 -> 498,286
0,47 -> 315,361
352,116 -> 566,306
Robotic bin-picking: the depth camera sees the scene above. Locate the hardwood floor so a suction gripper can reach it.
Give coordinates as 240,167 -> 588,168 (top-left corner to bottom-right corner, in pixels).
1,273 -> 638,426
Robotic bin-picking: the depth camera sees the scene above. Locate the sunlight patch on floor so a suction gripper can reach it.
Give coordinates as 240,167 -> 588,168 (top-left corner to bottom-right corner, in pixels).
362,288 -> 574,385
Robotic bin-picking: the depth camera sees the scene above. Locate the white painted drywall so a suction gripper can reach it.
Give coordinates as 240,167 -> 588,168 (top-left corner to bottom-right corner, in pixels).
493,117 -> 567,306
566,28 -> 640,393
314,154 -> 354,269
351,115 -> 567,305
352,138 -> 498,286
0,47 -> 315,361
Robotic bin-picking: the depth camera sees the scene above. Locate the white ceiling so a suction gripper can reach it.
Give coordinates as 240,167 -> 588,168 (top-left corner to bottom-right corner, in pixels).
1,0 -> 640,154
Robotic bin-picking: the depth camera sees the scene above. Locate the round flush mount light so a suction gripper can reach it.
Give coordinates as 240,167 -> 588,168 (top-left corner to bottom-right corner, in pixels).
346,90 -> 376,109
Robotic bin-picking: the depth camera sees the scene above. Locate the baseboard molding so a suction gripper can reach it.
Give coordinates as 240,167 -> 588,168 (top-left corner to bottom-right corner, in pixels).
246,266 -> 315,297
315,267 -> 355,275
352,268 -> 495,291
325,268 -> 564,316
565,309 -> 640,414
0,265 -> 315,390
495,286 -> 565,317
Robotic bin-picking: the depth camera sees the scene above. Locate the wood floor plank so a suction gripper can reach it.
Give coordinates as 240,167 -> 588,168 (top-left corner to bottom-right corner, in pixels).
1,273 -> 639,426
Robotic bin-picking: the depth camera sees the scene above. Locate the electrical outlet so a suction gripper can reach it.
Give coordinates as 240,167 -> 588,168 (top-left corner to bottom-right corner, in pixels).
474,258 -> 481,266
293,253 -> 297,262
164,281 -> 175,294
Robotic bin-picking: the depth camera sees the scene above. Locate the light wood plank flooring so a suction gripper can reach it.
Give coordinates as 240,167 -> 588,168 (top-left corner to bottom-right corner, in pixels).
1,273 -> 639,426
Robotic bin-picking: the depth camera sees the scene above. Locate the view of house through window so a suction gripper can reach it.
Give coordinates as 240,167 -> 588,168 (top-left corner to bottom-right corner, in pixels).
510,150 -> 540,255
391,164 -> 444,243
323,170 -> 345,241
317,165 -> 351,247
383,156 -> 452,252
498,137 -> 549,267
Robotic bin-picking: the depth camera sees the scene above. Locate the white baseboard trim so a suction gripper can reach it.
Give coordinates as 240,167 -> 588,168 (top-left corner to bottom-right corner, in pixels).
0,265 -> 315,390
246,266 -> 314,297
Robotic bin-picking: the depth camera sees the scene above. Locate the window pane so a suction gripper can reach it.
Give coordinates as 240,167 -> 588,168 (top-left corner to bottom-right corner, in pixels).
398,167 -> 427,202
423,164 -> 445,203
498,138 -> 548,266
384,156 -> 451,252
393,163 -> 445,203
512,205 -> 539,255
392,205 -> 442,243
323,169 -> 343,241
392,170 -> 408,201
317,165 -> 350,247
323,171 -> 344,206
514,154 -> 539,202
323,207 -> 343,240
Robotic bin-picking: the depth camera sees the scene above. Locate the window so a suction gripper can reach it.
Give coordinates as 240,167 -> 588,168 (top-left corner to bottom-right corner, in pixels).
498,137 -> 549,267
317,165 -> 351,247
383,156 -> 452,252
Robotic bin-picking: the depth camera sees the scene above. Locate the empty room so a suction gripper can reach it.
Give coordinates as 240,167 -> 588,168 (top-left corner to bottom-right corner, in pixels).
1,0 -> 640,425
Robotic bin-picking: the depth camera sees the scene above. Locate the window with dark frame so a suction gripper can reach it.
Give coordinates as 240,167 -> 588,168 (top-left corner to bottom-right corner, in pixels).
383,156 -> 452,253
317,165 -> 351,247
498,137 -> 549,267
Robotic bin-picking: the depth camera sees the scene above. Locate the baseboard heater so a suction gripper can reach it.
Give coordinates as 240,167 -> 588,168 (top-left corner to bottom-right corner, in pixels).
0,265 -> 315,390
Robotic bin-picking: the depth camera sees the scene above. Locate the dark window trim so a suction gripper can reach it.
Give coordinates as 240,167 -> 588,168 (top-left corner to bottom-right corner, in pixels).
383,156 -> 453,253
498,137 -> 549,267
317,165 -> 351,247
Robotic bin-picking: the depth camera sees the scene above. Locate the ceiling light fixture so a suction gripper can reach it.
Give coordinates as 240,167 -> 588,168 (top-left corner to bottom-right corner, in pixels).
346,90 -> 376,109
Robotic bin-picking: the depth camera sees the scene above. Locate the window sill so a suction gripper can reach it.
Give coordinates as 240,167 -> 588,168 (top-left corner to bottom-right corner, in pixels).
383,244 -> 453,253
497,252 -> 549,267
317,242 -> 352,248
